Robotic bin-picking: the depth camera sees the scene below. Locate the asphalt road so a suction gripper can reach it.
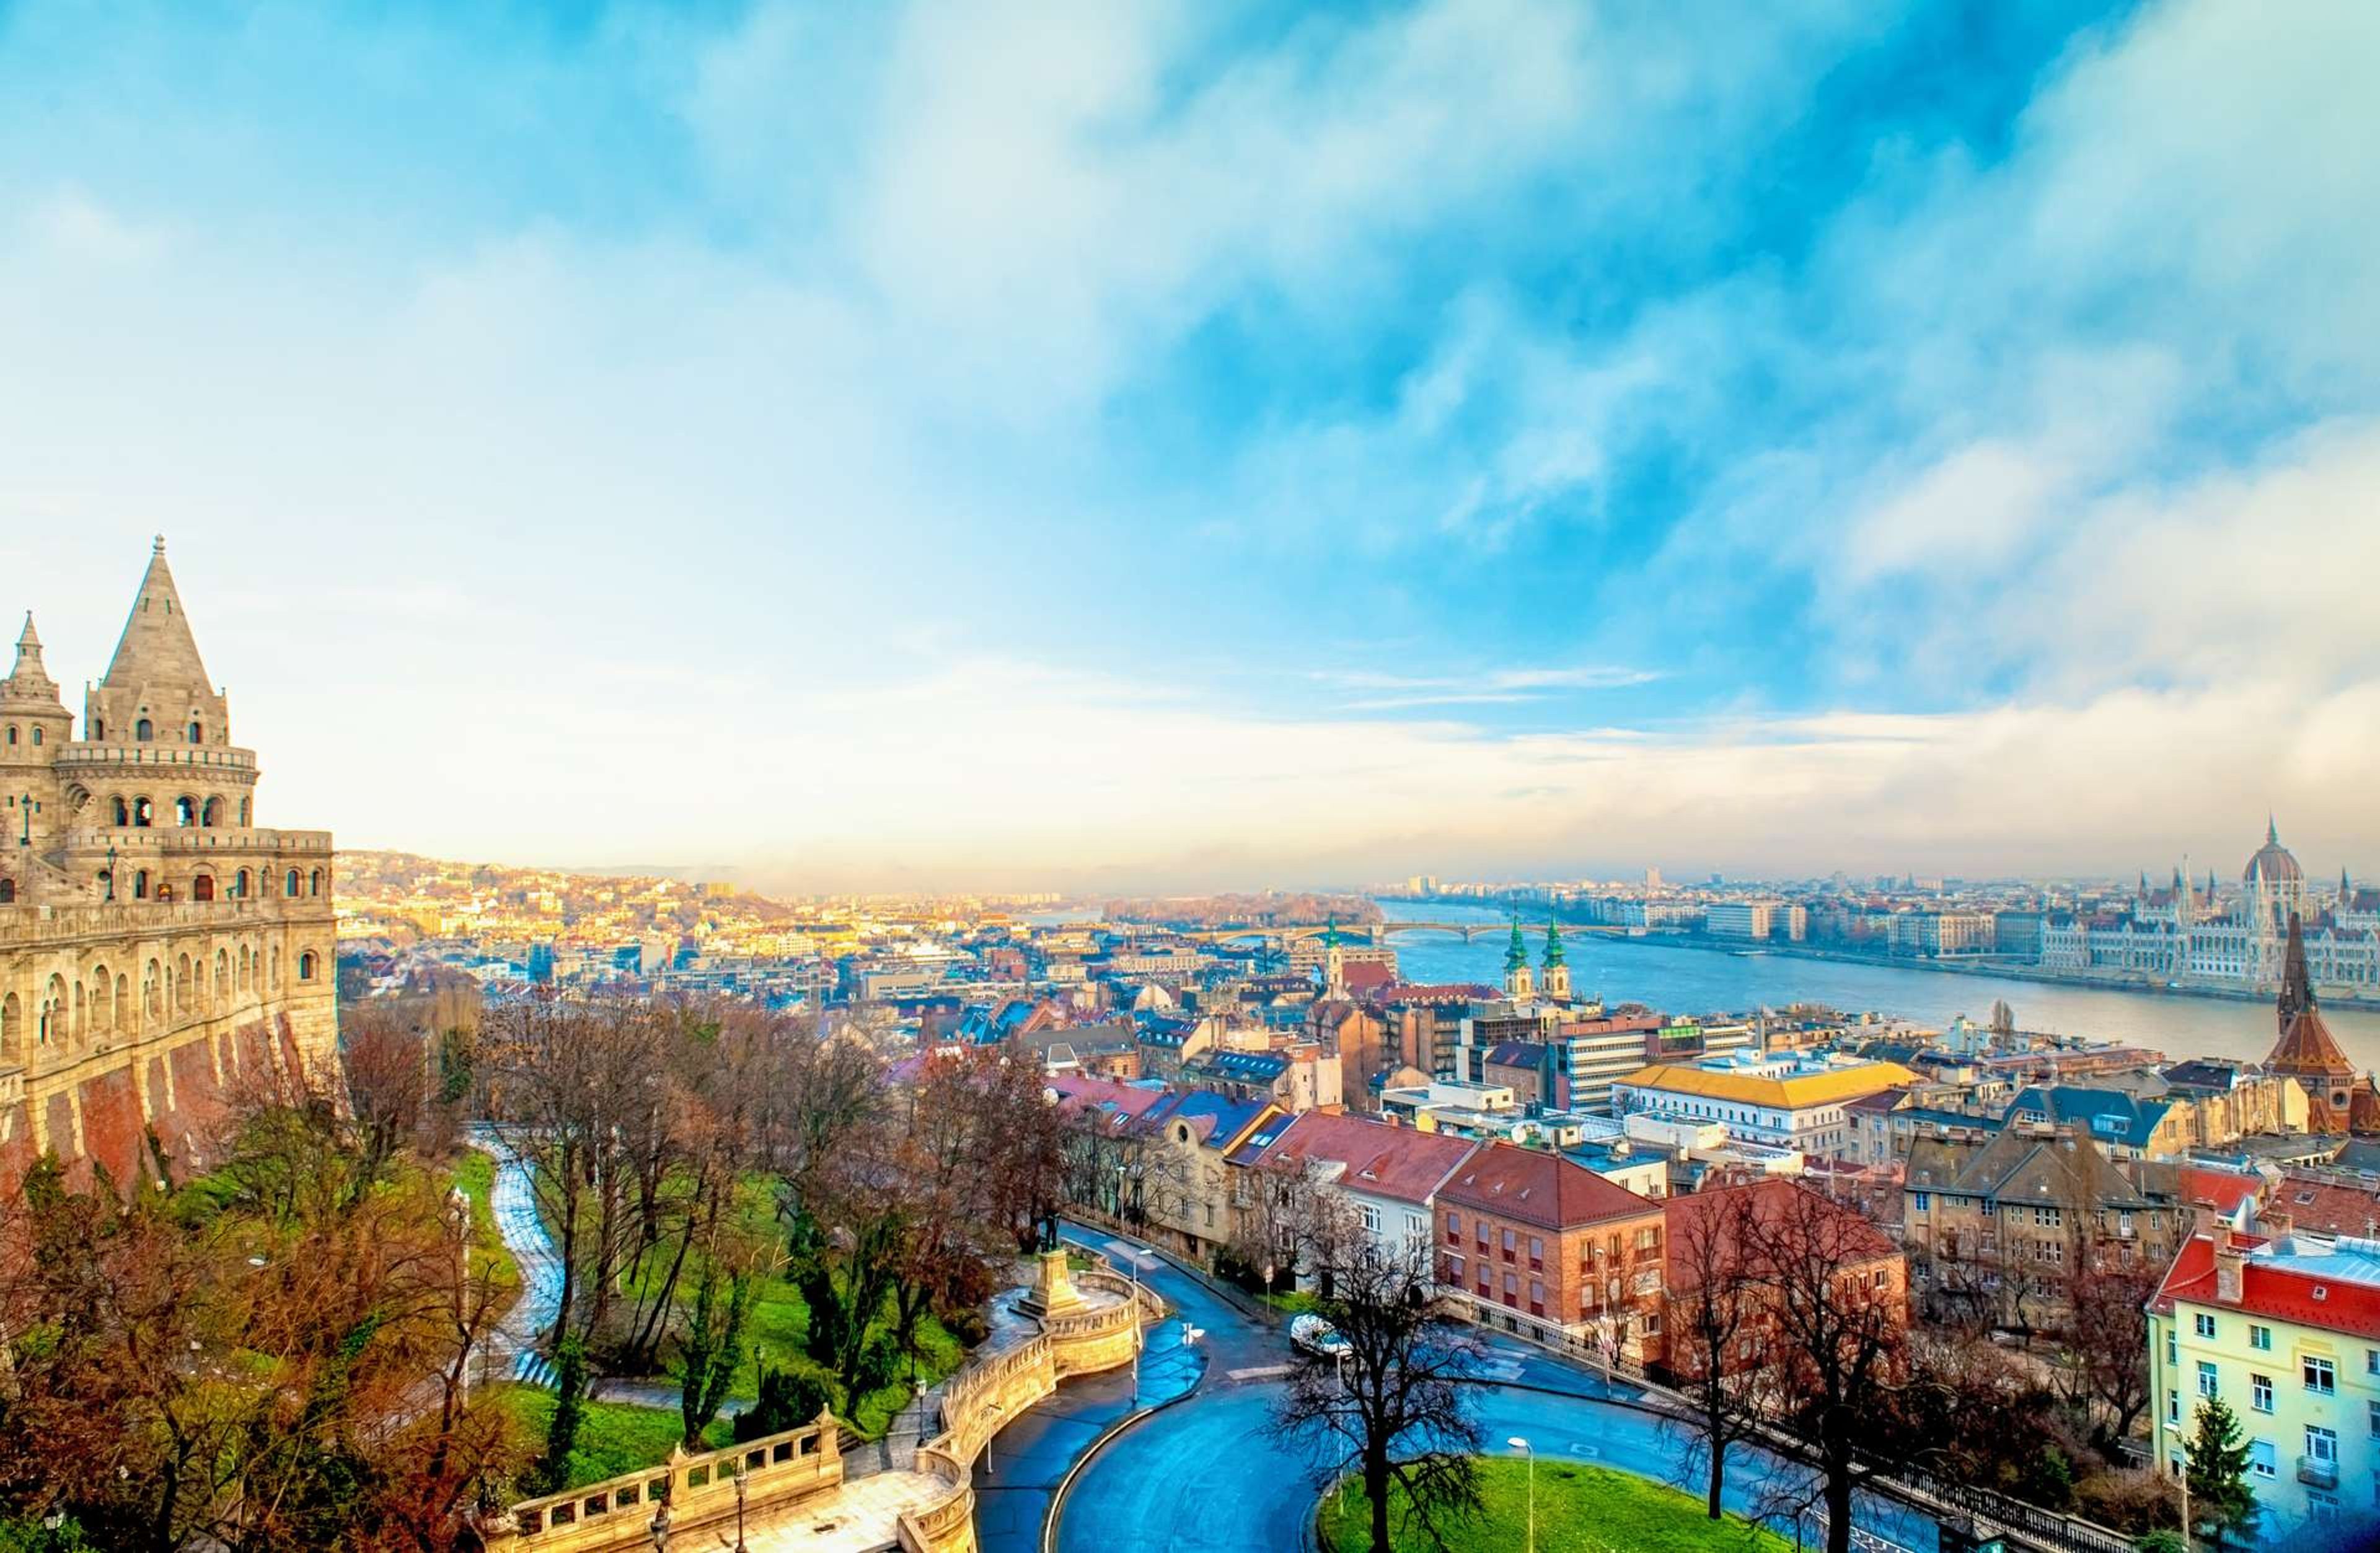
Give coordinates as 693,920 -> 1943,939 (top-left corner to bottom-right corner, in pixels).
1034,1225 -> 1944,1553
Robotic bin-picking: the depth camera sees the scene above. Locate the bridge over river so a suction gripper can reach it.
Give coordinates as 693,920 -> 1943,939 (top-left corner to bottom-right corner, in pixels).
1163,918 -> 1631,946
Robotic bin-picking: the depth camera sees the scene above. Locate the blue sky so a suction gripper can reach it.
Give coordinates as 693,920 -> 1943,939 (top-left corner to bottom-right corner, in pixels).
4,1 -> 2378,890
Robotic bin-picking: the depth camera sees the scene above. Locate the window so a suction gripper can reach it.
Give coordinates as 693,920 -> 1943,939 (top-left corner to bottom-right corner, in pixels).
2368,1399 -> 2380,1440
298,952 -> 317,981
2368,1350 -> 2379,1376
2253,1373 -> 2273,1412
2198,1362 -> 2219,1399
1445,1212 -> 1461,1242
1528,1236 -> 1544,1270
1360,1203 -> 1381,1234
2307,1356 -> 2338,1395
2167,1391 -> 2180,1425
2034,1205 -> 2063,1226
2251,1324 -> 2273,1351
2309,1424 -> 2340,1464
2195,1313 -> 2217,1339
2167,1329 -> 2179,1366
2250,1440 -> 2277,1479
1446,1255 -> 1464,1283
135,718 -> 152,741
187,722 -> 201,744
1911,1190 -> 1931,1211
285,869 -> 300,897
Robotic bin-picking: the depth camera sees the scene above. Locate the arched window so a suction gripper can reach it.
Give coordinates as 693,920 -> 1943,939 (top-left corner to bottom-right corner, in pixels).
0,878 -> 14,905
133,796 -> 153,828
175,795 -> 195,827
113,972 -> 127,1031
239,798 -> 252,825
214,949 -> 229,1006
285,869 -> 301,897
111,796 -> 129,826
309,869 -> 322,897
299,951 -> 319,982
134,868 -> 150,899
234,868 -> 250,898
135,718 -> 152,742
143,961 -> 161,1024
39,975 -> 66,1046
90,968 -> 111,1036
29,727 -> 40,746
0,992 -> 17,1062
187,723 -> 203,744
4,726 -> 15,746
201,796 -> 222,826
91,718 -> 104,741
192,874 -> 214,902
239,944 -> 251,992
175,955 -> 191,1013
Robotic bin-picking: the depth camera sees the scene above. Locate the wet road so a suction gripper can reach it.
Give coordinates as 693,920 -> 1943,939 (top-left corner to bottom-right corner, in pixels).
1033,1225 -> 1942,1553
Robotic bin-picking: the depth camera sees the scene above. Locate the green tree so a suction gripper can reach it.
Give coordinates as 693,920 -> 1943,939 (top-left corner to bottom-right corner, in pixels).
2133,1532 -> 2188,1553
2183,1397 -> 2259,1551
534,1338 -> 590,1495
677,1262 -> 756,1450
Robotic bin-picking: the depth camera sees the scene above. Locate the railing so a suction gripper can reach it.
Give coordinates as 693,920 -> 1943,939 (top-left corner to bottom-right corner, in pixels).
0,899 -> 315,945
496,1416 -> 839,1542
60,743 -> 257,771
58,826 -> 331,855
2300,1454 -> 2340,1488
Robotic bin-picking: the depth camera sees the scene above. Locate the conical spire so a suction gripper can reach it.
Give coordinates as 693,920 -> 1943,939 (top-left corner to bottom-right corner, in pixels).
101,534 -> 213,693
1541,915 -> 1565,968
2269,814 -> 2281,847
2,612 -> 59,700
2279,912 -> 2315,1031
1504,913 -> 1527,973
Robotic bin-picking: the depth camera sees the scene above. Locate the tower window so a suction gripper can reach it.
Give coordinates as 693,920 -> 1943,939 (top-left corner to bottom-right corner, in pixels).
112,796 -> 128,826
175,795 -> 195,827
187,723 -> 201,744
135,718 -> 152,742
299,951 -> 318,981
29,728 -> 38,746
133,796 -> 152,828
284,869 -> 300,897
92,719 -> 104,741
4,726 -> 14,746
134,869 -> 150,900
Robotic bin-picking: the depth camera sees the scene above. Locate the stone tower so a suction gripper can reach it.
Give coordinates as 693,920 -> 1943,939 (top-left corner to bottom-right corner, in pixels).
1540,915 -> 1571,1005
0,539 -> 337,1185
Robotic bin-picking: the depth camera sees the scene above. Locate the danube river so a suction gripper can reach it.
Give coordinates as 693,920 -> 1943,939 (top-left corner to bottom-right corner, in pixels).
1372,900 -> 2380,1071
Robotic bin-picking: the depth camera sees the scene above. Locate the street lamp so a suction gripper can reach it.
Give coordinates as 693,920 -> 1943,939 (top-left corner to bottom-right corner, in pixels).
731,1460 -> 749,1553
1507,1437 -> 1535,1553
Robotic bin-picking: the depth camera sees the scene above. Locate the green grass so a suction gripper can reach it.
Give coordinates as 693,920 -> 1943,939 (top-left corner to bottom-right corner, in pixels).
451,1148 -> 520,1300
1259,1289 -> 1322,1316
1318,1459 -> 1794,1553
495,1385 -> 733,1492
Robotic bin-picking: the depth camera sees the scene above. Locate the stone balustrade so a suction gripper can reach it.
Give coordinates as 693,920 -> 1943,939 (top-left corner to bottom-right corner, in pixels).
480,1414 -> 844,1553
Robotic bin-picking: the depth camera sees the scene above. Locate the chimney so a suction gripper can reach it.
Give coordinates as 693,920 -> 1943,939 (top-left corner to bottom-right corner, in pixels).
2215,1236 -> 2245,1306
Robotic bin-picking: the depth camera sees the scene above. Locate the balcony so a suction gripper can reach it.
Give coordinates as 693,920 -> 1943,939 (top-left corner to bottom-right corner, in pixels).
2298,1455 -> 2340,1489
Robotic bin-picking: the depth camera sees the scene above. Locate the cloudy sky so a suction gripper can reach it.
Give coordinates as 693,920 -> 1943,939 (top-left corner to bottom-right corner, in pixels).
3,0 -> 2376,891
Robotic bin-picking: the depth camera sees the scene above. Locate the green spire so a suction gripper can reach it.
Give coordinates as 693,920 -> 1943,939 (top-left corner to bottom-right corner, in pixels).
1323,914 -> 1340,948
1542,915 -> 1564,968
1504,912 -> 1527,972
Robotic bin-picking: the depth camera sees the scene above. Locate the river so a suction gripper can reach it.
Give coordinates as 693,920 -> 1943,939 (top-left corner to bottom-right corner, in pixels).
1372,899 -> 2380,1072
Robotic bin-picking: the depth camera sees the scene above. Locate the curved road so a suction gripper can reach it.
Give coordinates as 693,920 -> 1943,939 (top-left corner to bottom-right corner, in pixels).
1038,1226 -> 1942,1553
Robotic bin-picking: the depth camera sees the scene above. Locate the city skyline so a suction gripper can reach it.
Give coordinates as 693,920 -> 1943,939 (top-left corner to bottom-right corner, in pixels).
6,1 -> 2379,889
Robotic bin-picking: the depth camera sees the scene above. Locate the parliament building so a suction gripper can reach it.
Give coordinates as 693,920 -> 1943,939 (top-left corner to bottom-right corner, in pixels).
0,539 -> 335,1182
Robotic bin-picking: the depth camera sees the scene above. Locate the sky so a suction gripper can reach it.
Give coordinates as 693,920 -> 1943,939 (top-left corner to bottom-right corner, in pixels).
3,0 -> 2378,893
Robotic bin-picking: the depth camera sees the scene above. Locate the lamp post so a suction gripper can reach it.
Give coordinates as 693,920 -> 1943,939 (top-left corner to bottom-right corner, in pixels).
105,843 -> 117,901
1507,1436 -> 1535,1553
447,1186 -> 472,1410
17,794 -> 34,847
732,1460 -> 749,1553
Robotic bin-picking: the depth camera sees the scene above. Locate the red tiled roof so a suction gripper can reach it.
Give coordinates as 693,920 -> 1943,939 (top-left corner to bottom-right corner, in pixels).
1340,961 -> 1396,991
1246,1112 -> 1478,1207
1438,1140 -> 1658,1231
1046,1073 -> 1169,1130
2273,1172 -> 2380,1238
1660,1177 -> 1900,1291
2181,1165 -> 2265,1219
2153,1231 -> 2380,1342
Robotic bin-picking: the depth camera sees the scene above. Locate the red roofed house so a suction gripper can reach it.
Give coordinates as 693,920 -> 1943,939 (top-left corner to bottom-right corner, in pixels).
1650,1178 -> 1905,1384
1236,1111 -> 1479,1278
1435,1141 -> 1665,1353
2149,1221 -> 2380,1534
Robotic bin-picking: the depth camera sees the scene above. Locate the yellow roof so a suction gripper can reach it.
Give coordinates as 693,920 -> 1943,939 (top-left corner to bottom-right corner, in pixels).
1611,1061 -> 1918,1110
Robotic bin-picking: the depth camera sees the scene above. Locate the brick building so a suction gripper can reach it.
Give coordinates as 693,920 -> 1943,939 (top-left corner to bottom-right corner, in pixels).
1435,1140 -> 1665,1351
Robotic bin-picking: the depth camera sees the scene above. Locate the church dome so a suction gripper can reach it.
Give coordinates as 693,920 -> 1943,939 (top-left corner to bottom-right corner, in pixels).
2245,819 -> 2304,886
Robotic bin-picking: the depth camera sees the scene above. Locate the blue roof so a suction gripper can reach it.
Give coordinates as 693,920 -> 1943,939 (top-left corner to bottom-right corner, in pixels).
2002,1085 -> 2171,1147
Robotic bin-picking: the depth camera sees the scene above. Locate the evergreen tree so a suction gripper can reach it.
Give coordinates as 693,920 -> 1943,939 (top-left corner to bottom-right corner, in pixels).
2184,1397 -> 2259,1550
534,1337 -> 589,1495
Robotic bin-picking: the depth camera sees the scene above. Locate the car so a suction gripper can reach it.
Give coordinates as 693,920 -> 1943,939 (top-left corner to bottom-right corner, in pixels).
1289,1312 -> 1349,1357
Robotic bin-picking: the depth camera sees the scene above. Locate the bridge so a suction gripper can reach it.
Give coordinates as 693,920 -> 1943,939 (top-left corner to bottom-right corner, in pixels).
1163,919 -> 1629,946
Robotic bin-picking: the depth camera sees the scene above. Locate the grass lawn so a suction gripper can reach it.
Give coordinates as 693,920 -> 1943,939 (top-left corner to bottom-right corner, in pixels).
495,1385 -> 733,1492
1259,1289 -> 1321,1316
451,1148 -> 521,1301
1318,1459 -> 1794,1553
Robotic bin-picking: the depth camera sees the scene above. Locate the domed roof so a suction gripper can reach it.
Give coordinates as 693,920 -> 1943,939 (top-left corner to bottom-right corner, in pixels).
2245,818 -> 2304,886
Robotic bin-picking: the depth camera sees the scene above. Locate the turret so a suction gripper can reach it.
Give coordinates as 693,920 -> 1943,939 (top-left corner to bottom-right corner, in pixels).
84,535 -> 230,749
2,615 -> 74,783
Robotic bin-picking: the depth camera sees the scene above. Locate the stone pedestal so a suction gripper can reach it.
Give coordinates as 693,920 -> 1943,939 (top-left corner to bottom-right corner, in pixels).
1016,1247 -> 1088,1319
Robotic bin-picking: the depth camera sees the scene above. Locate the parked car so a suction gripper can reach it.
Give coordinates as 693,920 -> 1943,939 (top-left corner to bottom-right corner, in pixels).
1289,1313 -> 1349,1357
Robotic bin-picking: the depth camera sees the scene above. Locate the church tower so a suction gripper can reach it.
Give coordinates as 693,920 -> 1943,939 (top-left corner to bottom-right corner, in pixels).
1502,913 -> 1533,1002
1540,915 -> 1571,1005
1321,915 -> 1346,998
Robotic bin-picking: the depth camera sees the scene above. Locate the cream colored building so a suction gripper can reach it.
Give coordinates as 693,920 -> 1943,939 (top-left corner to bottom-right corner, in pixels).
0,539 -> 336,1183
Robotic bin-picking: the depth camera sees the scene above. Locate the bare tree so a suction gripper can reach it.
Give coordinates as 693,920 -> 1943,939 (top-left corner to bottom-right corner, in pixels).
2063,1259 -> 2160,1442
1734,1183 -> 1906,1553
1270,1243 -> 1483,1553
1661,1186 -> 1772,1520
